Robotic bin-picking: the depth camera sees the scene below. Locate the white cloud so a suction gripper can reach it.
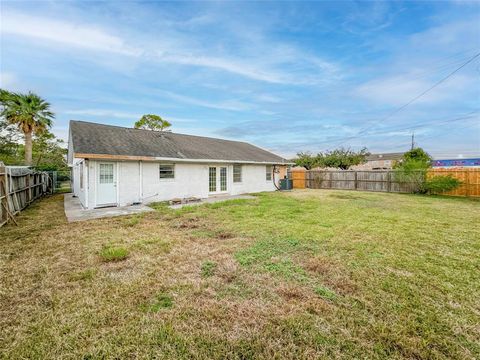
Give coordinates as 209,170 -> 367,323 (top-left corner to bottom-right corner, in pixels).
0,72 -> 19,89
353,68 -> 476,107
159,53 -> 288,84
64,109 -> 141,119
1,11 -> 141,56
0,10 -> 340,85
157,90 -> 253,112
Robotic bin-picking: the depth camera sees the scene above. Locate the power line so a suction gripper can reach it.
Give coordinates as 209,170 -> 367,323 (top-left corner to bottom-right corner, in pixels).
313,110 -> 479,147
324,51 -> 480,147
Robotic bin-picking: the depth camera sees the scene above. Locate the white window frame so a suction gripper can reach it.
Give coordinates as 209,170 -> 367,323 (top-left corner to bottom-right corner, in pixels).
266,165 -> 272,181
233,164 -> 242,183
159,164 -> 175,180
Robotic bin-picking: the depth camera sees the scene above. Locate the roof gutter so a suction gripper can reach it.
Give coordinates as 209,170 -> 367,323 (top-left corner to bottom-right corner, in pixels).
74,153 -> 294,165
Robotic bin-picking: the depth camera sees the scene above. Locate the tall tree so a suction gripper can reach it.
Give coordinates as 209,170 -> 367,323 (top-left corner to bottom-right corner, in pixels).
134,114 -> 171,131
0,90 -> 54,165
317,147 -> 369,170
294,152 -> 318,170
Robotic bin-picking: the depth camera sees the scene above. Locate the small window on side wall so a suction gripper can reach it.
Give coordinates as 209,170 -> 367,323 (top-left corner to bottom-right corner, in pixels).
159,164 -> 175,179
266,165 -> 272,181
233,164 -> 242,183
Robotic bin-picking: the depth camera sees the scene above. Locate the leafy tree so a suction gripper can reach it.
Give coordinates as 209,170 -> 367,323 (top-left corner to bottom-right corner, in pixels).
394,147 -> 432,193
0,122 -> 67,170
0,119 -> 22,164
317,147 -> 369,170
32,130 -> 68,170
294,152 -> 318,170
134,114 -> 171,131
0,89 -> 54,165
397,147 -> 432,168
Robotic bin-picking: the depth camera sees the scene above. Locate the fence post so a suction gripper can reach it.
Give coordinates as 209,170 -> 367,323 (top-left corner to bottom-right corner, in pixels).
387,171 -> 391,193
27,173 -> 31,203
465,170 -> 469,197
354,171 -> 357,190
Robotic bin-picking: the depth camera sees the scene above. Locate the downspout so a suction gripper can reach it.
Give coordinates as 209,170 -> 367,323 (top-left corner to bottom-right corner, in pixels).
139,160 -> 143,203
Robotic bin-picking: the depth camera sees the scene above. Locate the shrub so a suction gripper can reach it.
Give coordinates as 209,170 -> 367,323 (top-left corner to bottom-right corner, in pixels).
393,160 -> 429,193
100,245 -> 129,262
425,175 -> 462,194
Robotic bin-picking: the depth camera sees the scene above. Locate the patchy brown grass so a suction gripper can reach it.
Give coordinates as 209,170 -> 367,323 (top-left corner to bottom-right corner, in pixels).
0,191 -> 479,359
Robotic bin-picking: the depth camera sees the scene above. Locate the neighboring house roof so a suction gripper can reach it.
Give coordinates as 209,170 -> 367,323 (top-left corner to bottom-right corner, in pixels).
366,152 -> 404,161
69,120 -> 289,164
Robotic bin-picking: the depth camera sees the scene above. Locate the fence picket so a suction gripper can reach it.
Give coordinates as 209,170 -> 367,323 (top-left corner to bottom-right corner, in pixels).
0,164 -> 54,227
290,168 -> 480,197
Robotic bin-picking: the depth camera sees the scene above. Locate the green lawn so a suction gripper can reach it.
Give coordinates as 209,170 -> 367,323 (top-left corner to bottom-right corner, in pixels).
0,190 -> 479,359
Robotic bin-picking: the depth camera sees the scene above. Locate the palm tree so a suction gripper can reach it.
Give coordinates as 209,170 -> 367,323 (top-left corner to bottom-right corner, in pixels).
0,90 -> 54,165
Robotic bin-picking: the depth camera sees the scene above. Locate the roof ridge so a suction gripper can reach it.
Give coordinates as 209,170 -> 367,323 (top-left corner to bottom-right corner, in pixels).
70,120 -> 252,146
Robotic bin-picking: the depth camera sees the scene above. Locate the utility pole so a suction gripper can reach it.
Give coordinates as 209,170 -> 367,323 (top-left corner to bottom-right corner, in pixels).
411,132 -> 415,150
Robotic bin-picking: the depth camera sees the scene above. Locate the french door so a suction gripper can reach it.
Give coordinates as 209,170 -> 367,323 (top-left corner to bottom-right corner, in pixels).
209,166 -> 228,194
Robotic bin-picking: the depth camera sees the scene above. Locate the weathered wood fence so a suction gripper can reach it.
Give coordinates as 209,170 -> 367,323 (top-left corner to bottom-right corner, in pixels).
0,164 -> 52,227
290,168 -> 480,197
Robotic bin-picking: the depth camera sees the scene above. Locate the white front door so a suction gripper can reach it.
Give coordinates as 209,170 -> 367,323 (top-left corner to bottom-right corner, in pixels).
97,162 -> 117,206
208,166 -> 228,194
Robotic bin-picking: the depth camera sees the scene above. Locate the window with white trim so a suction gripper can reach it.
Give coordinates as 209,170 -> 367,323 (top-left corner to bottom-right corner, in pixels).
233,164 -> 242,183
159,164 -> 175,179
266,165 -> 272,181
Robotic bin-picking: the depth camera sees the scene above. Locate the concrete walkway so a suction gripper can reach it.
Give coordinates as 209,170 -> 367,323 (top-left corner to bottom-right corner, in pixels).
64,194 -> 154,222
169,194 -> 255,209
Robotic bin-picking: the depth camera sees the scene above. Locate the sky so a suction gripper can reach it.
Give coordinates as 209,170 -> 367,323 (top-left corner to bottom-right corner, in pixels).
1,0 -> 479,159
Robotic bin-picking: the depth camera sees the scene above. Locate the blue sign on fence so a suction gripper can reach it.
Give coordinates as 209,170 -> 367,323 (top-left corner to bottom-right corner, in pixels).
432,158 -> 480,167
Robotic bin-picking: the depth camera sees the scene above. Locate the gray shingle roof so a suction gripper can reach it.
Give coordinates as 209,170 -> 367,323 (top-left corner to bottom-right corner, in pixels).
366,152 -> 404,161
70,120 -> 288,164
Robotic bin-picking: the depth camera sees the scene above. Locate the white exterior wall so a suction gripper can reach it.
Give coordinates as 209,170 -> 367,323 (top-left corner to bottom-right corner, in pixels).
230,164 -> 277,195
72,157 -> 88,208
141,162 -> 209,203
75,160 -> 279,209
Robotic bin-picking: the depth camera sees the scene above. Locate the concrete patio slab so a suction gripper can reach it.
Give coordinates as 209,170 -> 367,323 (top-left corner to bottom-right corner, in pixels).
64,194 -> 154,222
169,194 -> 255,209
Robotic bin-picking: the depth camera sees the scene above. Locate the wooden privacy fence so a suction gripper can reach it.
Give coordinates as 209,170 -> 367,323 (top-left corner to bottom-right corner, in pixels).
290,168 -> 480,197
0,164 -> 52,227
428,168 -> 480,197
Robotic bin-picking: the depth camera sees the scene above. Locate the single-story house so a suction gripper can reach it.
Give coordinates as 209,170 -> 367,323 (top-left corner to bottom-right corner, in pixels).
67,121 -> 290,209
351,152 -> 404,170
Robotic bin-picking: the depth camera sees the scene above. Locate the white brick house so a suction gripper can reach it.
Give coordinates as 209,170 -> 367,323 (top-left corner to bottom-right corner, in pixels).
67,121 -> 290,209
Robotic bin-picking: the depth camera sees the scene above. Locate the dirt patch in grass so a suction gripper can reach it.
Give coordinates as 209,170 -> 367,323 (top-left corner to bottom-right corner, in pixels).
215,231 -> 234,240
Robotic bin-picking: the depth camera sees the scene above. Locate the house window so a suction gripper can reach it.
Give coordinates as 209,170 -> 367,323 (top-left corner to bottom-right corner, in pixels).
79,163 -> 84,190
266,165 -> 272,181
233,164 -> 242,183
99,163 -> 114,184
159,164 -> 175,179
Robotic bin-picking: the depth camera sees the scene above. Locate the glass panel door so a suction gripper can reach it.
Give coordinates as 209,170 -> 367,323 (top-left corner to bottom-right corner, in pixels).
220,167 -> 227,191
209,167 -> 216,192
